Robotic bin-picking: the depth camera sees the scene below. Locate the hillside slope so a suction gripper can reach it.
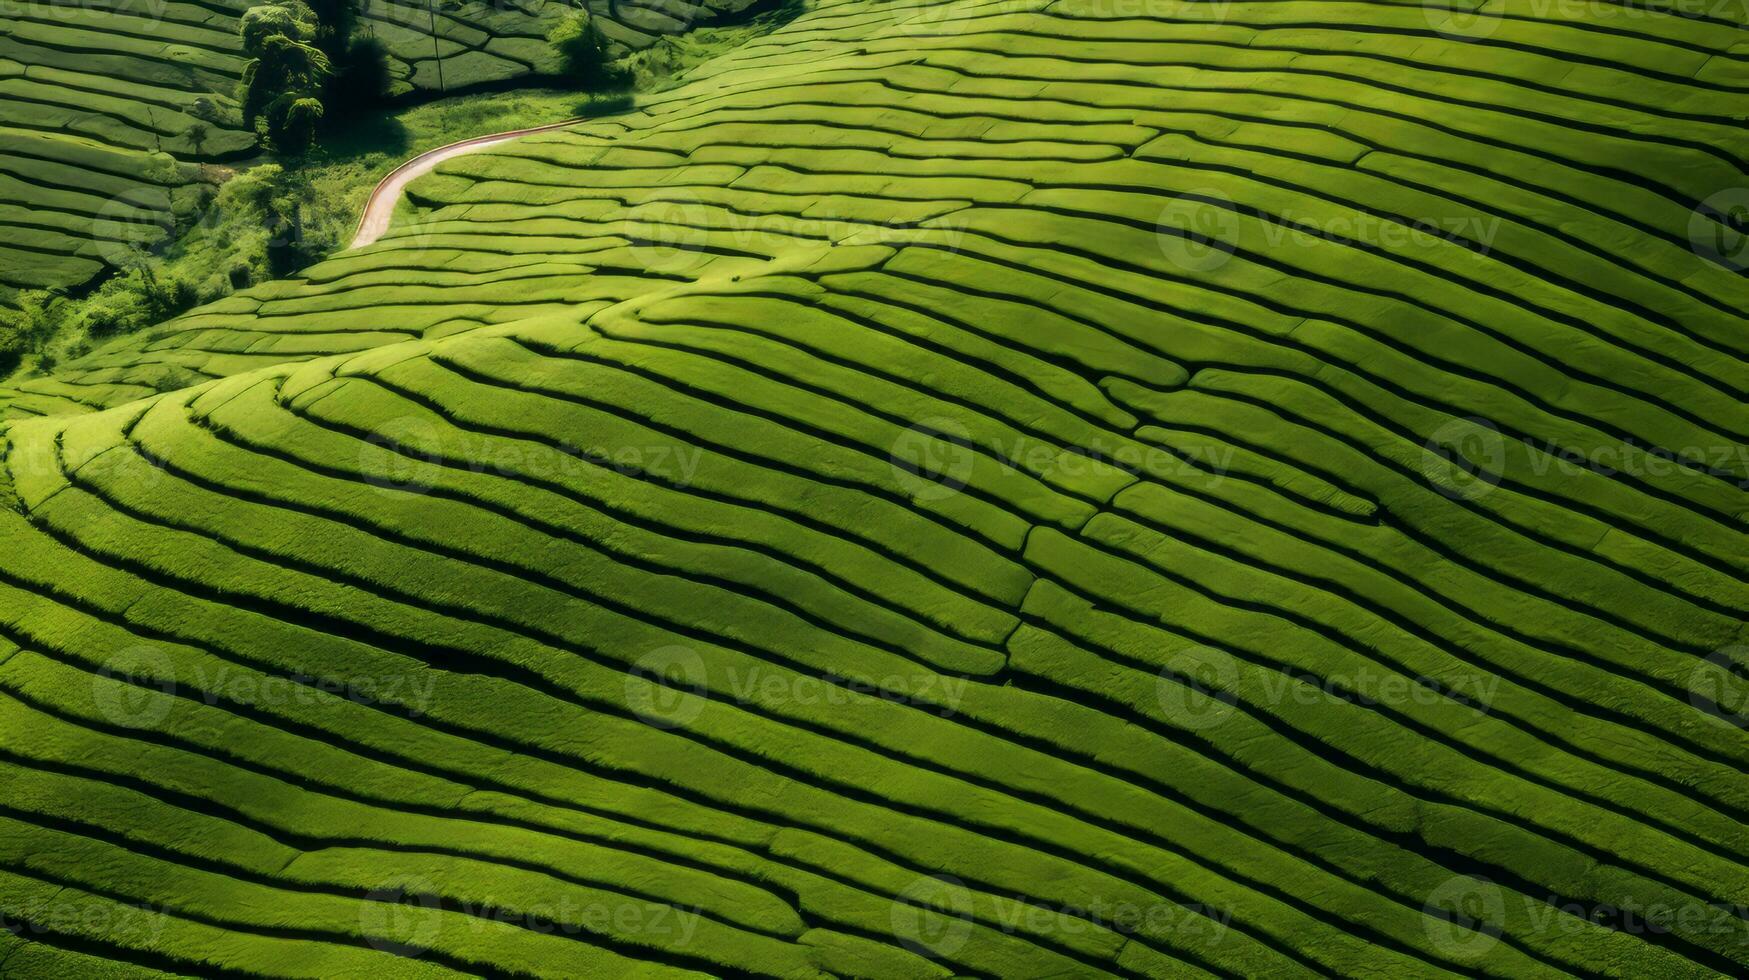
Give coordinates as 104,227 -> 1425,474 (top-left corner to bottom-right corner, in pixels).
0,0 -> 1746,976
0,0 -> 752,306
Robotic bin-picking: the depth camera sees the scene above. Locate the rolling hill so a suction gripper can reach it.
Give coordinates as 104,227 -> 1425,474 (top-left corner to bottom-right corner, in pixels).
0,0 -> 1745,976
0,0 -> 761,307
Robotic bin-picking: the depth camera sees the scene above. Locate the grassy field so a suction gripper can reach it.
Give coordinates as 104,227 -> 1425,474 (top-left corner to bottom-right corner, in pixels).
0,0 -> 1746,976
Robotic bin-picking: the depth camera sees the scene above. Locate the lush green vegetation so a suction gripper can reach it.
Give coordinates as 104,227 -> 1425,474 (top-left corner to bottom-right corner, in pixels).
0,0 -> 1745,976
0,87 -> 625,383
0,0 -> 756,312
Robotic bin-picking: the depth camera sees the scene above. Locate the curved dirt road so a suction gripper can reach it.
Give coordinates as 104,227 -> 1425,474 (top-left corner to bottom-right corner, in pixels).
350,118 -> 584,248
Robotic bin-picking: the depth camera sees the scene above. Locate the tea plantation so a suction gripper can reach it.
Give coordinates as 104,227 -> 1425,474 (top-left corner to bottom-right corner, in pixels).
0,0 -> 1744,975
0,0 -> 752,307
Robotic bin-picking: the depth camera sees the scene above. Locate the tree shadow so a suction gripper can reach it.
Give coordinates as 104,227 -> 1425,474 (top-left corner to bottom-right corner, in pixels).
572,92 -> 637,118
318,113 -> 413,162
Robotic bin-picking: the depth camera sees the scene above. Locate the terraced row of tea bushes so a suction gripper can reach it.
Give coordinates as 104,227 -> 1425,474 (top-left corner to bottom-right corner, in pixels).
0,0 -> 1743,974
0,0 -> 254,303
0,0 -> 747,311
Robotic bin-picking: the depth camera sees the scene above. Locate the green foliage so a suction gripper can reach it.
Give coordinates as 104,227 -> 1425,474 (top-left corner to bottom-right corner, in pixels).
210,163 -> 328,278
0,293 -> 57,377
302,0 -> 358,54
239,1 -> 316,51
239,4 -> 332,154
0,261 -> 205,379
547,11 -> 626,90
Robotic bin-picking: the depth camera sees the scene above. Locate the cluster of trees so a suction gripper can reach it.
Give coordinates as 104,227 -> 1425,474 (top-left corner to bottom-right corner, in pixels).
240,1 -> 622,154
239,0 -> 391,153
0,165 -> 326,377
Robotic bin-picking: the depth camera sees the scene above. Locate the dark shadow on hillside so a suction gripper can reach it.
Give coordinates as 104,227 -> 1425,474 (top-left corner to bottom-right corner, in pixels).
318,113 -> 414,162
573,93 -> 637,118
710,0 -> 804,30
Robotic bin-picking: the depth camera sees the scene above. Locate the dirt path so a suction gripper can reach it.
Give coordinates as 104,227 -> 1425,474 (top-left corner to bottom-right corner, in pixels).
349,118 -> 584,249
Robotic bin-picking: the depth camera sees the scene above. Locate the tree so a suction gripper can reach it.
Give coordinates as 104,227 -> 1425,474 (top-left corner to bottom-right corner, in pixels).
548,10 -> 624,89
186,121 -> 210,157
0,292 -> 59,377
239,3 -> 331,154
240,2 -> 316,52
